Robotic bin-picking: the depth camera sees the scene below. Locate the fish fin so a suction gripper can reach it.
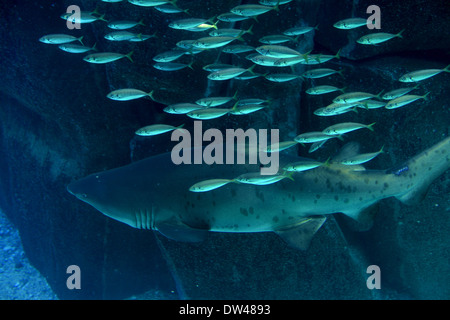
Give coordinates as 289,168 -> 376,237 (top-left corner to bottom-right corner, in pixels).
335,48 -> 341,59
422,92 -> 430,101
148,90 -> 155,101
367,122 -> 376,131
396,29 -> 405,38
138,18 -> 146,26
187,60 -> 195,70
247,64 -> 256,75
77,36 -> 84,46
125,51 -> 134,63
332,142 -> 360,163
340,203 -> 378,231
156,219 -> 208,242
272,1 -> 280,12
245,24 -> 254,35
275,216 -> 326,250
91,42 -> 98,51
443,64 -> 450,73
91,7 -> 100,16
98,14 -> 108,22
231,89 -> 239,101
230,101 -> 239,112
375,89 -> 385,99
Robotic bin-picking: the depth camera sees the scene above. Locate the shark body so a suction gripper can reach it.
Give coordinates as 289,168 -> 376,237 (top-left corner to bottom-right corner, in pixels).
67,137 -> 449,250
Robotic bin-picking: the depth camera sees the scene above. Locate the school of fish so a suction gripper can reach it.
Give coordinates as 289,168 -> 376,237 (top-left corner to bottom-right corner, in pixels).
39,0 -> 449,194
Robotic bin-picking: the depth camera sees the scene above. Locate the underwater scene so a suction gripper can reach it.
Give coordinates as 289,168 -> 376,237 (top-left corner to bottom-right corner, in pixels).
0,0 -> 449,300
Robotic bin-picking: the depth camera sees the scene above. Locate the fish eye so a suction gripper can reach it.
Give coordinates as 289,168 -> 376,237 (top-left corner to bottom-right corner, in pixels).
81,193 -> 88,198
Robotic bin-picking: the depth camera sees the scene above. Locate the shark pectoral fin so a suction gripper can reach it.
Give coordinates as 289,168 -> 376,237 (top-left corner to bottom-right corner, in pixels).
275,216 -> 327,250
340,203 -> 379,231
156,220 -> 208,242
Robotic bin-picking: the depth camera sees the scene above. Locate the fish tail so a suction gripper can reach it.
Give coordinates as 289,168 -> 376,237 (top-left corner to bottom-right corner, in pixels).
232,89 -> 239,101
339,86 -> 347,93
91,7 -> 100,16
91,42 -> 98,51
422,92 -> 431,101
442,64 -> 450,73
367,122 -> 376,131
187,60 -> 195,70
246,24 -> 254,35
284,171 -> 295,181
125,51 -> 134,63
393,137 -> 450,205
335,48 -> 341,59
138,18 -> 146,26
230,101 -> 239,112
77,36 -> 84,46
147,90 -> 155,101
396,29 -> 405,38
98,14 -> 108,22
211,18 -> 219,30
247,64 -> 257,75
236,30 -> 245,41
273,1 -> 280,12
375,89 -> 385,99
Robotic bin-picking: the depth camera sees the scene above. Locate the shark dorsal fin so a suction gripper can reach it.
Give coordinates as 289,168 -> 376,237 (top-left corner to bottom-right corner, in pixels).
332,142 -> 360,163
275,216 -> 326,250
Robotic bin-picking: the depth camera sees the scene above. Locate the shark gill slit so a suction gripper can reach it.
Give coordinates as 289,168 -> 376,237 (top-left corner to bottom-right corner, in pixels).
135,208 -> 152,230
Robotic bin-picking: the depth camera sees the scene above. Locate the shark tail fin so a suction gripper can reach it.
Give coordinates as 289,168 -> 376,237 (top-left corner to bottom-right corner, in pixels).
393,137 -> 450,205
275,216 -> 326,250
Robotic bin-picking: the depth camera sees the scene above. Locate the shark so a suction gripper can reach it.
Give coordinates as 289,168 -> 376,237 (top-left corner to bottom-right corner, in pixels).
67,137 -> 449,250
